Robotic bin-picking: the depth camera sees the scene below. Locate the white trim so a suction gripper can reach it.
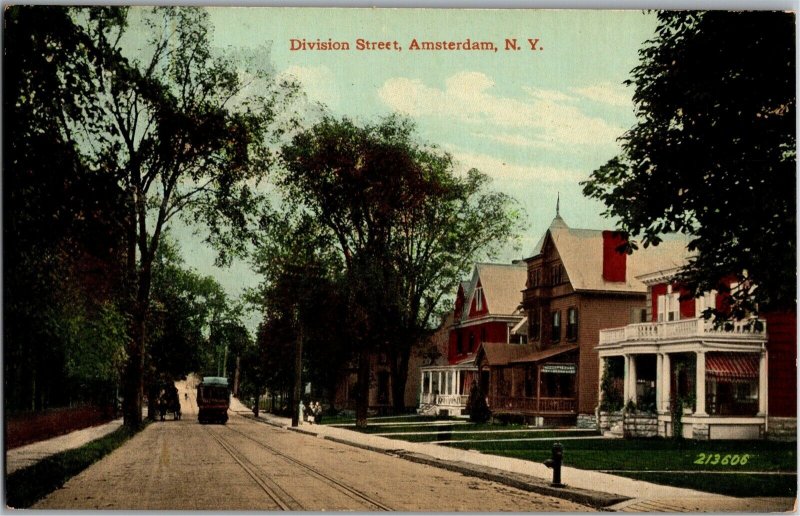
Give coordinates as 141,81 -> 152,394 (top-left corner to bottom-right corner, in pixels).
453,314 -> 524,329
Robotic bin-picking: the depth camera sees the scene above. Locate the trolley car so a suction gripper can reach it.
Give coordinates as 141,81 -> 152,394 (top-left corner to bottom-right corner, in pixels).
197,376 -> 230,424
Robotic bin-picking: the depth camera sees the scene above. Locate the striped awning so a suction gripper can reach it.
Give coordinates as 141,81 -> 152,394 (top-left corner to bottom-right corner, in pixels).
705,352 -> 759,380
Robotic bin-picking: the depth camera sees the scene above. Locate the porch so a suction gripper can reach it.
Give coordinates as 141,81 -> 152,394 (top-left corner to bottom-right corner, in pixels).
597,316 -> 768,440
418,365 -> 477,416
485,344 -> 580,421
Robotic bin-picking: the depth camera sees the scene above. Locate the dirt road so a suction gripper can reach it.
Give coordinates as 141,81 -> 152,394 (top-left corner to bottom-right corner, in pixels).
33,382 -> 590,511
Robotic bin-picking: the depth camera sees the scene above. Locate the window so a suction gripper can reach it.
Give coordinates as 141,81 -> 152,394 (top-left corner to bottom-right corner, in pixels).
551,264 -> 563,285
657,285 -> 680,321
530,308 -> 541,341
456,332 -> 463,354
475,287 -> 484,311
468,333 -> 475,352
566,307 -> 578,340
480,327 -> 487,344
530,268 -> 542,287
551,310 -> 561,342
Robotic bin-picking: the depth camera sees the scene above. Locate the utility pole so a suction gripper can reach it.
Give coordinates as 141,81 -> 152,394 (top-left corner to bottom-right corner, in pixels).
291,325 -> 303,427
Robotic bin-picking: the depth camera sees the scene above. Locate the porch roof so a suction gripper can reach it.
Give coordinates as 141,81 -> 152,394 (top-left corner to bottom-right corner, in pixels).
706,352 -> 759,380
510,344 -> 579,364
476,342 -> 531,366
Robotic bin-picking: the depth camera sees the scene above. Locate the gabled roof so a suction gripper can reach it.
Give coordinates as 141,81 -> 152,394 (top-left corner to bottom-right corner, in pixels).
527,215 -> 692,294
461,262 -> 527,319
475,341 -> 532,366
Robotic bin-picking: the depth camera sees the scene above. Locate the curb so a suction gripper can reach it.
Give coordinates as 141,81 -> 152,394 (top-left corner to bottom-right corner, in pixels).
245,416 -> 629,510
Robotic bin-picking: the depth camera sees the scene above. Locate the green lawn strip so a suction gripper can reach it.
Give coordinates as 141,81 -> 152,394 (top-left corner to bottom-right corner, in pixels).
612,471 -> 797,498
445,438 -> 796,472
379,430 -> 599,442
344,421 -> 537,433
323,415 -> 458,426
6,423 -> 144,508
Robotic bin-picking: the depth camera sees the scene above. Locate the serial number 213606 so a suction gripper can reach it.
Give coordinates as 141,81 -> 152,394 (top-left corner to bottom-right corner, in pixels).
694,453 -> 750,465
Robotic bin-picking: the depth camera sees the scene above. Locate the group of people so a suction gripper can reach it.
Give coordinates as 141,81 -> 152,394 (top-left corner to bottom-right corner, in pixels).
299,400 -> 323,425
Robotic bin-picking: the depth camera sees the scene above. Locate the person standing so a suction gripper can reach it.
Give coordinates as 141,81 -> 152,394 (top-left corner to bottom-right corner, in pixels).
299,399 -> 306,424
313,401 -> 323,425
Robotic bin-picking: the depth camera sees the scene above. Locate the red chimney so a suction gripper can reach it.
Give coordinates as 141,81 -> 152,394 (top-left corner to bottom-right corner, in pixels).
602,231 -> 627,282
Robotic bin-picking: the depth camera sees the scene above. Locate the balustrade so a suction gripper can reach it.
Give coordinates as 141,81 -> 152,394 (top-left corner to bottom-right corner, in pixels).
488,395 -> 576,413
599,317 -> 766,346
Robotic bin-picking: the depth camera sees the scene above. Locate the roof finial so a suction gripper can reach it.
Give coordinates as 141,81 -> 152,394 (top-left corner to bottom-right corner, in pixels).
556,193 -> 560,217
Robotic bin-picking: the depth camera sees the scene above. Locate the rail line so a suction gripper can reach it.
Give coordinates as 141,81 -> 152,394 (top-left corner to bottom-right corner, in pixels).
224,422 -> 393,511
205,426 -> 302,510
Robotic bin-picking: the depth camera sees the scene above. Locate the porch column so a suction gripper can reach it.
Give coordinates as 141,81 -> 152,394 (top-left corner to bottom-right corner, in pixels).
758,350 -> 768,416
536,364 -> 541,412
451,370 -> 456,395
623,355 -> 631,405
695,351 -> 707,416
438,371 -> 442,396
655,353 -> 663,413
629,355 -> 637,405
597,357 -> 606,409
420,371 -> 424,405
661,354 -> 671,413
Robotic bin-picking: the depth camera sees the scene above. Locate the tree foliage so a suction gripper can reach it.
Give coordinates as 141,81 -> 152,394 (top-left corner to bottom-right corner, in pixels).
582,11 -> 795,317
247,213 -> 353,416
62,6 -> 289,427
277,115 -> 521,423
4,6 -> 128,412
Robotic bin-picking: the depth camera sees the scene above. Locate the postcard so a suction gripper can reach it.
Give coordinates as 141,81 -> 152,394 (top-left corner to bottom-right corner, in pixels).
4,5 -> 796,513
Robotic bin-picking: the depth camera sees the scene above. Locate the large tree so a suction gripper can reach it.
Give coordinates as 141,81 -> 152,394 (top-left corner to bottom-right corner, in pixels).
582,11 -> 795,318
278,115 -> 520,424
61,7 -> 288,428
4,6 -> 129,412
248,213 -> 353,422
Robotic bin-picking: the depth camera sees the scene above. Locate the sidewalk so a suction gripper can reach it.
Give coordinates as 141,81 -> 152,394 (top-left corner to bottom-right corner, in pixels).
6,418 -> 124,475
237,406 -> 795,513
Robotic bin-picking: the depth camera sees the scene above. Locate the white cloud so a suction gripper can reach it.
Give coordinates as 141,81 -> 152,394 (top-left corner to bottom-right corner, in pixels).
378,71 -> 625,148
278,65 -> 338,108
570,82 -> 632,107
451,149 -> 584,184
472,131 -> 558,150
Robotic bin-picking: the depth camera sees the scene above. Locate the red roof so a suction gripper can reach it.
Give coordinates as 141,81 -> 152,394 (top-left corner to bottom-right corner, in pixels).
706,352 -> 759,380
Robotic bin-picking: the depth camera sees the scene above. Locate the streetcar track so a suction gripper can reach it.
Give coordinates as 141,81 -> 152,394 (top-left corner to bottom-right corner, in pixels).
205,425 -> 302,510
225,421 -> 393,511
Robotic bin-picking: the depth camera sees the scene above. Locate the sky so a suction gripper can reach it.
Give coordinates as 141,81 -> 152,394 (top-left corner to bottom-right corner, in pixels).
172,8 -> 661,331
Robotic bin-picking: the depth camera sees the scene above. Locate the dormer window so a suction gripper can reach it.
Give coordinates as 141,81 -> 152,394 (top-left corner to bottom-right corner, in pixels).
657,285 -> 680,322
475,287 -> 484,311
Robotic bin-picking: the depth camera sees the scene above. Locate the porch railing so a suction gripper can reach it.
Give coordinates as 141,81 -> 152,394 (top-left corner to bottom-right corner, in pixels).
599,317 -> 767,346
488,395 -> 577,414
420,393 -> 469,407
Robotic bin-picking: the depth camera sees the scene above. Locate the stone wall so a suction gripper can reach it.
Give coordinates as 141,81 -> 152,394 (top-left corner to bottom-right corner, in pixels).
767,417 -> 797,441
598,410 -> 623,431
576,413 -> 597,429
623,412 -> 658,438
691,422 -> 710,440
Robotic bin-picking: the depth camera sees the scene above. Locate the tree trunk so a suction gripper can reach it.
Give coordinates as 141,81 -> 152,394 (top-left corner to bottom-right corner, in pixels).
122,314 -> 144,429
355,347 -> 370,428
390,346 -> 411,414
233,355 -> 241,397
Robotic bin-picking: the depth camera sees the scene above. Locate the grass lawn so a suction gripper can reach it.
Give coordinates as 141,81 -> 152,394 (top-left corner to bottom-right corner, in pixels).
321,414 -> 461,426
6,423 -> 144,508
379,429 -> 599,442
445,437 -> 796,497
324,415 -> 796,497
